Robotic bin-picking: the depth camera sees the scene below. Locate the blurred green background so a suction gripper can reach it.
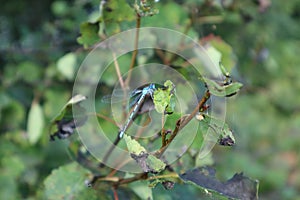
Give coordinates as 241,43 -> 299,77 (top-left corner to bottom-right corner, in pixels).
0,0 -> 299,199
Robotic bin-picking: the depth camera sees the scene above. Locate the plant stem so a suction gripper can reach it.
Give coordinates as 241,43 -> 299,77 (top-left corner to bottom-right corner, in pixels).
113,52 -> 125,91
92,112 -> 119,127
112,187 -> 119,200
178,90 -> 210,129
100,137 -> 121,168
112,52 -> 128,119
161,114 -> 167,146
115,172 -> 148,186
147,172 -> 179,180
155,90 -> 210,157
125,13 -> 141,86
94,172 -> 180,187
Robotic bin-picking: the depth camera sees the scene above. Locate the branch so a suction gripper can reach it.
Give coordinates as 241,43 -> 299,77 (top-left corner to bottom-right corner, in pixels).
115,172 -> 148,186
155,90 -> 211,157
125,13 -> 141,86
112,52 -> 125,90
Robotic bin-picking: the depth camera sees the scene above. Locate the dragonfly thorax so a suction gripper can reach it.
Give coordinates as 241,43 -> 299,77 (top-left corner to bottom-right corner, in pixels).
142,83 -> 156,95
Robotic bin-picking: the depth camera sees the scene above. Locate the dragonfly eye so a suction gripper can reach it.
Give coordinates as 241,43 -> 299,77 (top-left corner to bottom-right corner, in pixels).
149,83 -> 156,90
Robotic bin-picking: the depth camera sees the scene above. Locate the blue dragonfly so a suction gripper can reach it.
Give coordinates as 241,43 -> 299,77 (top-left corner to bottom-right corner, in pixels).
118,83 -> 156,138
102,83 -> 166,139
100,82 -> 175,167
100,83 -> 165,166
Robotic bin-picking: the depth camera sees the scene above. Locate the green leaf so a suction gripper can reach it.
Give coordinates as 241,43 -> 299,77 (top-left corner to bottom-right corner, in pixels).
224,82 -> 243,97
210,39 -> 236,73
153,80 -> 175,114
1,155 -> 26,178
44,162 -> 98,200
77,22 -> 100,49
124,135 -> 166,173
202,39 -> 237,78
205,44 -> 222,72
27,102 -> 44,144
51,94 -> 86,122
124,134 -> 146,155
153,89 -> 170,113
134,0 -> 159,17
202,77 -> 225,96
0,156 -> 26,199
129,180 -> 153,200
202,77 -> 242,97
57,53 -> 77,81
196,114 -> 235,146
49,94 -> 87,140
143,2 -> 190,31
163,112 -> 181,130
145,154 -> 166,173
180,167 -> 259,200
103,0 -> 135,22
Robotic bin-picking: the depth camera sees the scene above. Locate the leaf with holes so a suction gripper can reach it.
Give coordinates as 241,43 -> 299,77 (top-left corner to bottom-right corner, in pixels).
180,167 -> 259,200
44,162 -> 99,200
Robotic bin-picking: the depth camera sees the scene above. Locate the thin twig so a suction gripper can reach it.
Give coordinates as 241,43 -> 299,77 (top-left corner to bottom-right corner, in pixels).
95,172 -> 179,187
178,90 -> 210,129
107,159 -> 130,177
155,49 -> 168,65
115,172 -> 148,186
161,114 -> 167,146
147,172 -> 179,180
92,113 -> 119,127
112,187 -> 119,200
112,52 -> 128,119
125,13 -> 141,86
113,52 -> 125,90
100,137 -> 121,168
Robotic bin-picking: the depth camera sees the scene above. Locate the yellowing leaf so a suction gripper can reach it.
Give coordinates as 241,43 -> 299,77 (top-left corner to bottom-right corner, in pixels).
124,135 -> 166,173
124,134 -> 146,155
153,80 -> 175,114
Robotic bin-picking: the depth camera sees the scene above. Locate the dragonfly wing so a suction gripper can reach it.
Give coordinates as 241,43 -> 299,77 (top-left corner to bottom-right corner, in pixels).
101,94 -> 124,103
101,88 -> 132,103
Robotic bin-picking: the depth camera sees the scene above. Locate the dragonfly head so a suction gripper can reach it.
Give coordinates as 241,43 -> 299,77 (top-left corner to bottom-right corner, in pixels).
149,83 -> 156,90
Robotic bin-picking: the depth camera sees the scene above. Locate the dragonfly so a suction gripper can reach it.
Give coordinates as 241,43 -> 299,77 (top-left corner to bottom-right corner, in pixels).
103,83 -> 167,139
118,83 -> 157,138
100,83 -> 167,166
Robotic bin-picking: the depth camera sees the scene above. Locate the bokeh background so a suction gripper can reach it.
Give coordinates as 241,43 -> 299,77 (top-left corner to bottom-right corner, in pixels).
0,0 -> 299,199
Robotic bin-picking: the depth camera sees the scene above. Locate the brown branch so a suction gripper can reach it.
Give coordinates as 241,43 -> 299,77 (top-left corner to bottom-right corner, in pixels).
178,90 -> 210,129
112,187 -> 119,200
113,52 -> 125,90
161,114 -> 167,146
93,113 -> 119,127
115,172 -> 148,186
125,13 -> 141,86
155,90 -> 210,157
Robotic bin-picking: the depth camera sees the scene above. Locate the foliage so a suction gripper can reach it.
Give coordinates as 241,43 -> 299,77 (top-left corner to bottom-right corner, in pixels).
1,0 -> 300,199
